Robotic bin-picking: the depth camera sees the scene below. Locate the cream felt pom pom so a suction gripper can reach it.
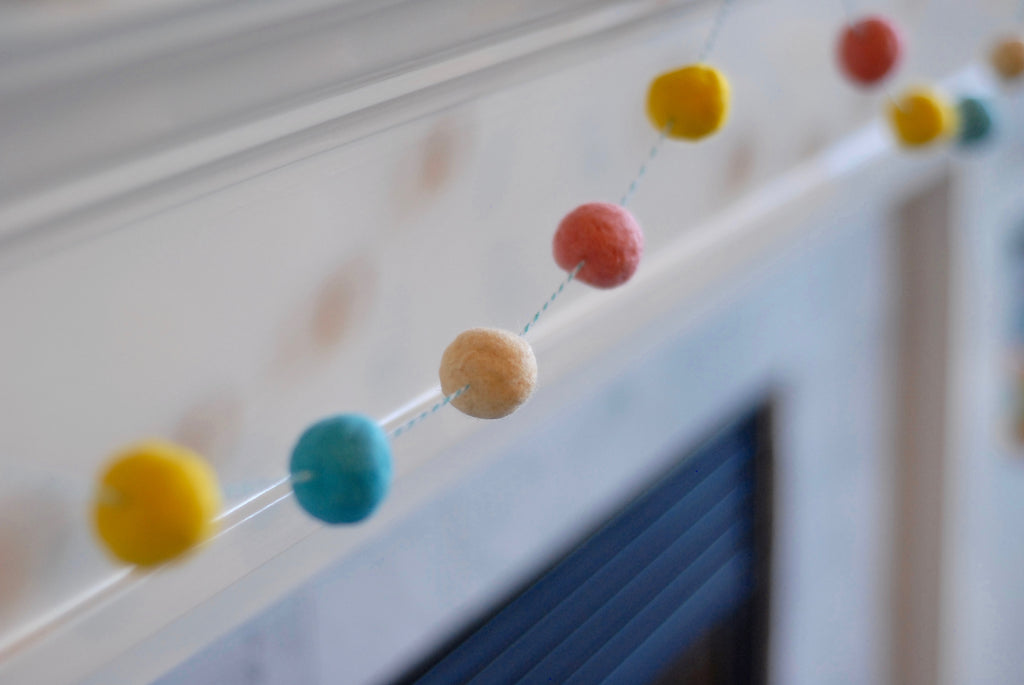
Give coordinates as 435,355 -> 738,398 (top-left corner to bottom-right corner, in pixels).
440,328 -> 538,419
992,36 -> 1024,81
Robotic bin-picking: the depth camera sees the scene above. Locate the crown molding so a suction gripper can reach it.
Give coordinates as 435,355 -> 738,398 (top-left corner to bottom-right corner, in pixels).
0,0 -> 706,267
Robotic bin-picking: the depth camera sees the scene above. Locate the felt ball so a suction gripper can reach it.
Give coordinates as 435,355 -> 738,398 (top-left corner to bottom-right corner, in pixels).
553,202 -> 643,289
93,440 -> 222,567
439,328 -> 537,419
991,37 -> 1024,81
290,413 -> 392,524
887,87 -> 957,148
837,16 -> 903,86
956,96 -> 995,146
646,64 -> 730,140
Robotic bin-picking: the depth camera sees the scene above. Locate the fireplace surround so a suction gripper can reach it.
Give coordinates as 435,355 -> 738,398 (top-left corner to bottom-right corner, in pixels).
398,406 -> 773,685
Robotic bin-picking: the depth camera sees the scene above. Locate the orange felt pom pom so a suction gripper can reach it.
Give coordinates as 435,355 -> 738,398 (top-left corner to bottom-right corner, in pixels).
837,16 -> 903,86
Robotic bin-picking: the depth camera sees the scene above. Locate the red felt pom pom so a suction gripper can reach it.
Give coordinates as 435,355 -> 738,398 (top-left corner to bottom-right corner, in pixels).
837,16 -> 902,86
553,202 -> 643,289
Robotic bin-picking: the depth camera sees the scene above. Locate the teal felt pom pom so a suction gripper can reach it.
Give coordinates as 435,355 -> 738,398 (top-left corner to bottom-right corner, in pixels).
290,413 -> 392,524
957,96 -> 995,146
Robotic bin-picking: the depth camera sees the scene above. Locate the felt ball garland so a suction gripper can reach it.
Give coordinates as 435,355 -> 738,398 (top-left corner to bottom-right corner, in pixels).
80,0 -> 1014,575
86,0 -> 740,564
835,7 -> 1005,154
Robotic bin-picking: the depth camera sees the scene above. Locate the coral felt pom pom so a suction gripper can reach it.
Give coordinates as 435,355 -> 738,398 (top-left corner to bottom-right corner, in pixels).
887,88 -> 956,148
957,96 -> 995,146
93,441 -> 222,566
991,37 -> 1024,81
440,328 -> 537,419
553,202 -> 643,289
837,16 -> 902,86
646,64 -> 730,140
290,414 -> 392,524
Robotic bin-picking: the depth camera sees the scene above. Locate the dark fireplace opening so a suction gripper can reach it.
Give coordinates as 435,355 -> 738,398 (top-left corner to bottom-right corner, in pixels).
652,592 -> 768,685
397,403 -> 773,685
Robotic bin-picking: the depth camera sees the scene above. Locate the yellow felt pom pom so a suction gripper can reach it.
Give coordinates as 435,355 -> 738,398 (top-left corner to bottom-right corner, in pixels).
93,440 -> 222,567
646,64 -> 731,140
887,87 -> 957,148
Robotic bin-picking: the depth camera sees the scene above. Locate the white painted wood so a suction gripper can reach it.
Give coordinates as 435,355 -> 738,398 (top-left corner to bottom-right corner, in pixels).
941,76 -> 1024,685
